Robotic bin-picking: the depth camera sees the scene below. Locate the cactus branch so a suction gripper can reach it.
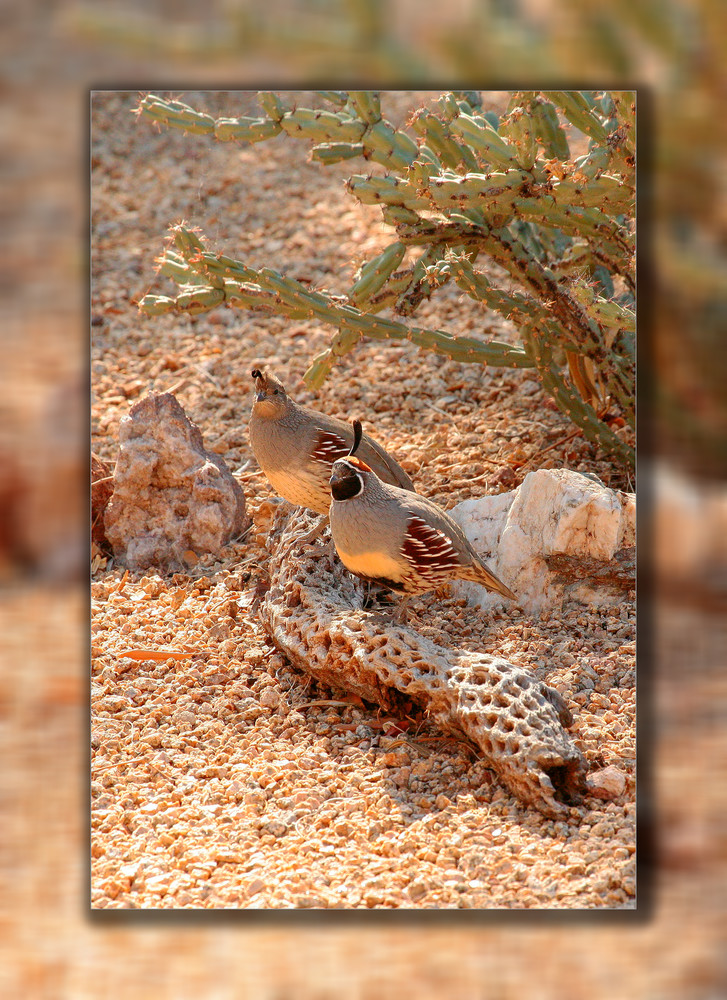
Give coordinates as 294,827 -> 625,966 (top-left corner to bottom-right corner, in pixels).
140,225 -> 535,388
136,90 -> 635,470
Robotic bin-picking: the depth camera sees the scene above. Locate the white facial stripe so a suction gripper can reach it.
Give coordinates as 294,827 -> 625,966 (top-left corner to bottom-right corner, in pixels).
331,460 -> 364,499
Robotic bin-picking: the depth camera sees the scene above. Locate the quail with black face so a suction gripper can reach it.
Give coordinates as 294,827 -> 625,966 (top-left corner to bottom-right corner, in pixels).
329,420 -> 517,614
248,369 -> 415,516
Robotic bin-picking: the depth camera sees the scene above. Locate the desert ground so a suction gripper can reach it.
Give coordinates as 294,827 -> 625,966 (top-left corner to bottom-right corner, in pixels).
91,91 -> 635,909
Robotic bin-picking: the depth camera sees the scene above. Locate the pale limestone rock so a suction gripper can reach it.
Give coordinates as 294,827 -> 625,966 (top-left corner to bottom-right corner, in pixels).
104,392 -> 250,571
449,468 -> 635,612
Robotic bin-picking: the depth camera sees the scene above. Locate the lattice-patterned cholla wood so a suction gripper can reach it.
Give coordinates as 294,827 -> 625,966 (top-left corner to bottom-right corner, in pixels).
259,505 -> 588,818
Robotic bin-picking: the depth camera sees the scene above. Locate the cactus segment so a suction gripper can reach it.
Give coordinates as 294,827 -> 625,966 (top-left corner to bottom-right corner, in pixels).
317,91 -> 349,108
138,294 -> 176,315
170,225 -> 205,256
529,98 -> 570,159
549,91 -> 608,143
363,120 -> 418,170
380,205 -> 422,226
426,169 -> 530,217
155,252 -> 197,284
437,92 -> 462,120
137,95 -> 215,134
451,90 -> 483,112
448,113 -> 521,170
550,174 -> 633,213
279,108 -> 367,143
349,242 -> 407,307
499,106 -> 537,171
257,269 -> 336,319
610,91 -> 636,136
197,252 -> 259,283
175,285 -> 226,314
573,144 -> 612,179
311,142 -> 366,165
569,283 -> 635,341
416,144 -> 443,169
347,174 -> 430,211
214,117 -> 281,143
256,91 -> 288,121
348,91 -> 382,124
223,281 -> 310,320
406,158 -> 438,190
409,110 -> 479,171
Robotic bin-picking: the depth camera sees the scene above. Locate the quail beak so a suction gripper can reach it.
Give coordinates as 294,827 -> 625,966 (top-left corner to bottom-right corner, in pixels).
256,389 -> 268,402
329,464 -> 346,489
251,369 -> 267,400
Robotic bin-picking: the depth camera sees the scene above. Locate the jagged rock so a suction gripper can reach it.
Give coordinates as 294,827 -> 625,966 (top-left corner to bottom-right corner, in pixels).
449,468 -> 635,612
104,392 -> 250,571
260,505 -> 588,819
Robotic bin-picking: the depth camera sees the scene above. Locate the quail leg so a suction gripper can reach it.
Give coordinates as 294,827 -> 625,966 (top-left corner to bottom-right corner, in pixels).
362,580 -> 387,609
394,595 -> 412,625
362,580 -> 375,609
361,582 -> 398,611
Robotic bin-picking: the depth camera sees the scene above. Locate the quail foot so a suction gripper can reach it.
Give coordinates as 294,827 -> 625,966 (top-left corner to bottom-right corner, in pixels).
249,369 -> 415,542
329,420 -> 517,621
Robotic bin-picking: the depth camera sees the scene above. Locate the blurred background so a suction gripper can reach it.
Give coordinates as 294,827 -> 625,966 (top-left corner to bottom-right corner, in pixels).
2,0 -> 726,997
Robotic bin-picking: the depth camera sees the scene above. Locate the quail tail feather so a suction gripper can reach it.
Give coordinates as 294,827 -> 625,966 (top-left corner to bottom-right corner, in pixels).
466,558 -> 518,603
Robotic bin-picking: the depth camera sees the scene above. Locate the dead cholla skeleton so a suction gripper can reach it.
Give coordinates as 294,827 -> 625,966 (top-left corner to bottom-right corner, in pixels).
260,505 -> 588,819
137,89 -> 634,470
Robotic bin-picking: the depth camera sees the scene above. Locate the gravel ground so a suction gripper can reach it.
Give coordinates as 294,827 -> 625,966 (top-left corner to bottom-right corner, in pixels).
91,90 -> 636,909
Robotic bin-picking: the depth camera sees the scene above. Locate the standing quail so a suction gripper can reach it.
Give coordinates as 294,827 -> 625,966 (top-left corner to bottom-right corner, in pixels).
248,369 -> 415,516
329,420 -> 517,615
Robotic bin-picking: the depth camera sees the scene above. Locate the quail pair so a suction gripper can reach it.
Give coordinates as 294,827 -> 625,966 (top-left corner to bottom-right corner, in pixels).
248,369 -> 516,612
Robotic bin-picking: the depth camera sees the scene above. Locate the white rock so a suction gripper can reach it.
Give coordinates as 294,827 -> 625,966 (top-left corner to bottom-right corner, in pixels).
510,469 -> 626,561
447,490 -> 514,611
449,468 -> 635,612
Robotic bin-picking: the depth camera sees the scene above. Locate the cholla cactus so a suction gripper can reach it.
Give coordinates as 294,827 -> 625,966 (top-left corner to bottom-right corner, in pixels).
137,90 -> 635,469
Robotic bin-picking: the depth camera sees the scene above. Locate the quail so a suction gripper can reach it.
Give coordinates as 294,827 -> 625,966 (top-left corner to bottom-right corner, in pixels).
248,369 -> 415,516
329,420 -> 517,616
